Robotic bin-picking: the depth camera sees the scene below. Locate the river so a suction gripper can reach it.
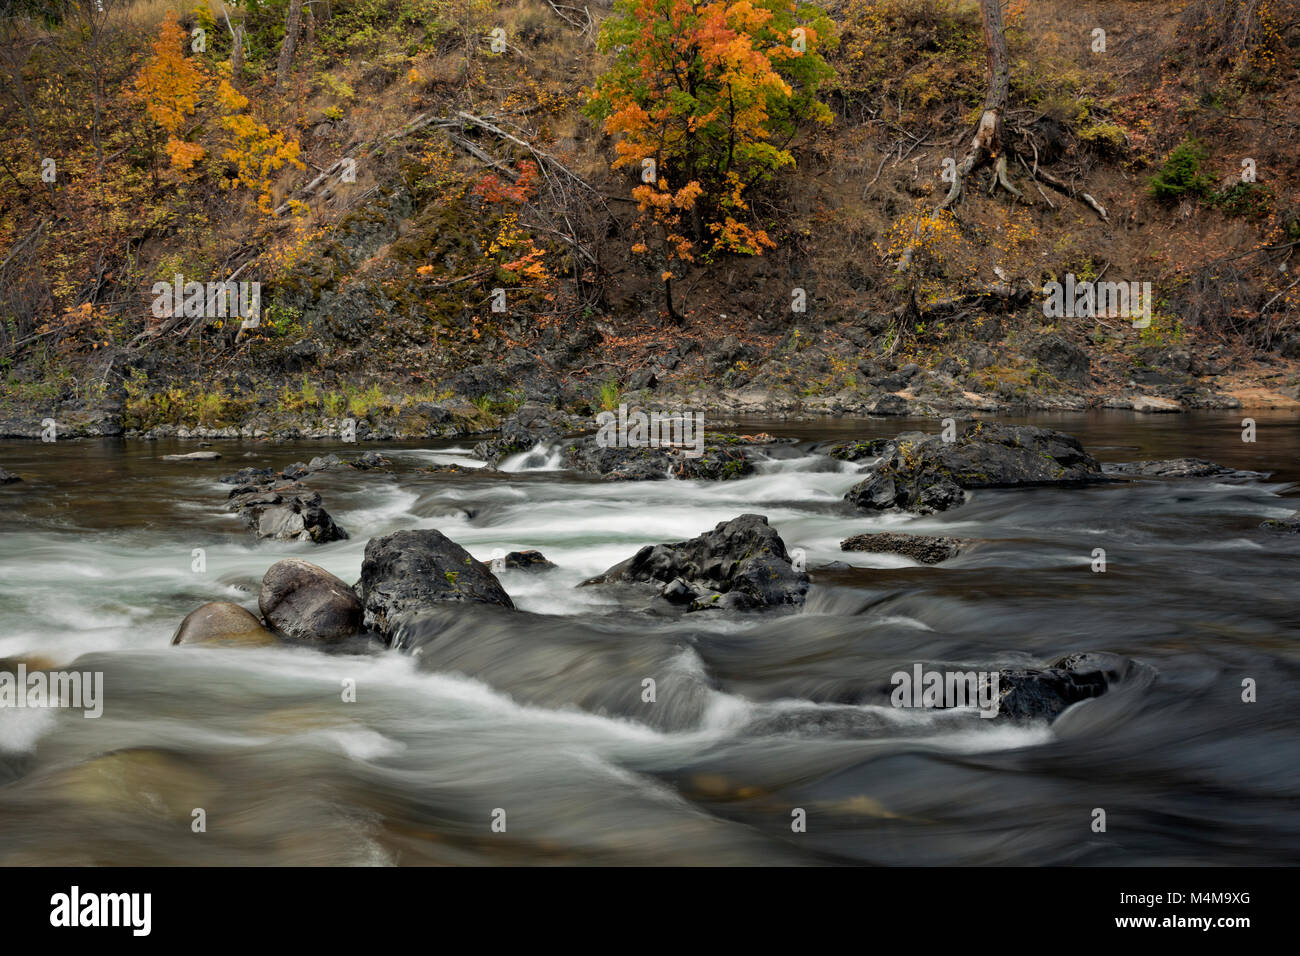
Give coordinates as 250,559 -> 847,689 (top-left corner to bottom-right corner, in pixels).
1,410 -> 1298,864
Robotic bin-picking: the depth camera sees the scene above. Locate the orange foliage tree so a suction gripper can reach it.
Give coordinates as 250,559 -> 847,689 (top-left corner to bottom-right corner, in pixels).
586,0 -> 835,319
216,78 -> 305,215
129,11 -> 207,172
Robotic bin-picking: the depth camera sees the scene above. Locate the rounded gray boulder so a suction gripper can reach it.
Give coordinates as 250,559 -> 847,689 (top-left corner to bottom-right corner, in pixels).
258,558 -> 363,643
172,602 -> 278,647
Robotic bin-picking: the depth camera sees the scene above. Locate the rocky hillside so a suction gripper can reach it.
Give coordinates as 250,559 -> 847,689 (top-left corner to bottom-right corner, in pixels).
2,0 -> 1299,438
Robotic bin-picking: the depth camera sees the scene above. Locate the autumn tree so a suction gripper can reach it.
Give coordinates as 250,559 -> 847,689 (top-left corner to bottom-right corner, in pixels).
129,10 -> 207,172
216,77 -> 304,214
586,0 -> 834,320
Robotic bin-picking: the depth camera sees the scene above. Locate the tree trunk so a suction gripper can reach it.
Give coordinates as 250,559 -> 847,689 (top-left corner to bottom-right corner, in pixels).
897,0 -> 1018,271
974,0 -> 1009,159
231,23 -> 245,80
276,0 -> 304,90
950,0 -> 1014,202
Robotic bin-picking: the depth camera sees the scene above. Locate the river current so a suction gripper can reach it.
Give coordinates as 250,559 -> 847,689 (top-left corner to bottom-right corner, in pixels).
1,411 -> 1297,865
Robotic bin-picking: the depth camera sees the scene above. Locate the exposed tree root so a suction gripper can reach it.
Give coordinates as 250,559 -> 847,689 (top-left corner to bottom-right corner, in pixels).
896,0 -> 1106,273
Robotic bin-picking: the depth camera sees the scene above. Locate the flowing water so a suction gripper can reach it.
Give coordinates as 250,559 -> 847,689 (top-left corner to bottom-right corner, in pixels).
1,411 -> 1298,865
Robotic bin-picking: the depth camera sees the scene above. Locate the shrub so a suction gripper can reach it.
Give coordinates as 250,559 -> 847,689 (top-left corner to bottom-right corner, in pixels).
1148,139 -> 1215,202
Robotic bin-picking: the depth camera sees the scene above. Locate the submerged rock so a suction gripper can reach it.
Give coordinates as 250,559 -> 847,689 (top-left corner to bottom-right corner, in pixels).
584,513 -> 808,610
258,559 -> 363,643
358,529 -> 515,638
1105,457 -> 1262,479
845,422 -> 1103,513
996,652 -> 1141,720
1261,510 -> 1300,533
0,468 -> 20,484
840,532 -> 964,564
171,602 -> 278,647
162,451 -> 221,462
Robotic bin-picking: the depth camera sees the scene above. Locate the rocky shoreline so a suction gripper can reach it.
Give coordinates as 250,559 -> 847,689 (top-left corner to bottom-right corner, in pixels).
4,335 -> 1297,443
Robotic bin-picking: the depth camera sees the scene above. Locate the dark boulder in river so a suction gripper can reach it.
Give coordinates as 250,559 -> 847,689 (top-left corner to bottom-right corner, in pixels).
561,436 -> 756,481
0,468 -> 20,484
997,652 -> 1142,720
349,451 -> 391,470
809,438 -> 892,462
584,514 -> 808,610
259,558 -> 363,643
220,466 -> 275,485
845,423 -> 1104,514
498,550 -> 557,571
841,532 -> 964,564
171,601 -> 278,647
233,489 -> 348,543
358,529 -> 515,638
1104,457 -> 1264,480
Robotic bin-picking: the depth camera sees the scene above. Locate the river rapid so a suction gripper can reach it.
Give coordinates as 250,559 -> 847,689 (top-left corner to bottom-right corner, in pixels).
1,410 -> 1298,865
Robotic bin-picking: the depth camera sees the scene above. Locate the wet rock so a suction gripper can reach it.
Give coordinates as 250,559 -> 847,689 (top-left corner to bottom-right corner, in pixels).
563,439 -> 674,480
1105,457 -> 1261,479
474,418 -> 560,468
350,451 -> 391,470
227,487 -> 288,509
845,422 -> 1103,514
498,550 -> 557,571
307,453 -> 344,472
240,491 -> 348,543
840,532 -> 964,564
162,451 -> 221,461
0,468 -> 20,484
561,435 -> 758,481
672,447 -> 755,480
584,513 -> 808,609
1261,511 -> 1300,533
809,438 -> 892,462
281,461 -> 310,480
171,602 -> 278,647
258,558 -> 363,643
996,652 -> 1139,720
358,529 -> 515,638
219,466 -> 276,485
